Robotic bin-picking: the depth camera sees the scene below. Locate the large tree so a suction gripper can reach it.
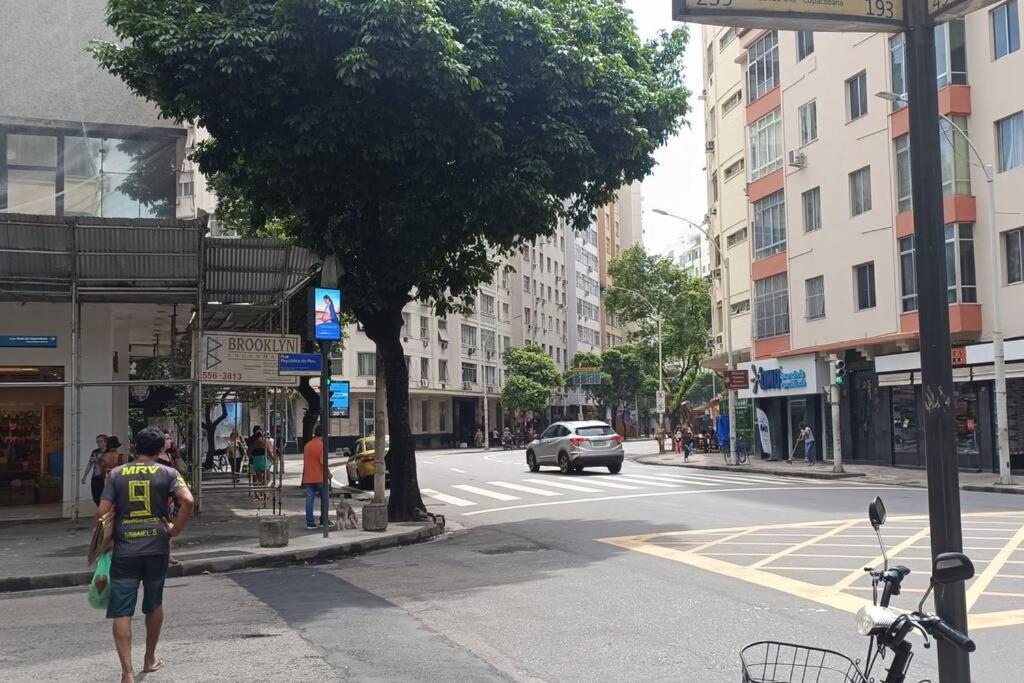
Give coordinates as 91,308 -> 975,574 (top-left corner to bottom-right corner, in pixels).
603,245 -> 710,423
93,0 -> 690,520
569,346 -> 654,428
501,345 -> 564,428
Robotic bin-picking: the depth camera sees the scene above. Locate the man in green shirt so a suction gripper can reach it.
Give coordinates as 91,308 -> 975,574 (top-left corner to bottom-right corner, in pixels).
98,426 -> 194,683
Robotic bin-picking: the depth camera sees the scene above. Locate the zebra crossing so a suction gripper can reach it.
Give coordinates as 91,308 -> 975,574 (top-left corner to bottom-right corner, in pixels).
419,468 -> 851,514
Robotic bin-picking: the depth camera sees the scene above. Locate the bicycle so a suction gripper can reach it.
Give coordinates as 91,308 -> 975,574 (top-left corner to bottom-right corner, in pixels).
722,441 -> 749,465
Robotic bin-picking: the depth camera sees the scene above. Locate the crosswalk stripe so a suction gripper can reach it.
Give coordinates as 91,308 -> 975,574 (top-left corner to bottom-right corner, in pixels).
570,477 -> 644,490
522,478 -> 603,493
421,488 -> 477,507
642,471 -> 772,486
609,476 -> 682,488
620,473 -> 720,487
487,481 -> 563,497
453,484 -> 520,501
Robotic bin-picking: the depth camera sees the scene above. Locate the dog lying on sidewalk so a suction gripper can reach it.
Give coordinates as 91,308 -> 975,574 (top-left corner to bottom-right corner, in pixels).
335,498 -> 359,530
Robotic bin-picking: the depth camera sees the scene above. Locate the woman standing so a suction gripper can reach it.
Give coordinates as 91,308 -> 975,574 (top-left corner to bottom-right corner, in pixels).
655,425 -> 666,454
81,434 -> 108,506
227,428 -> 246,482
800,422 -> 816,466
248,426 -> 270,485
672,428 -> 683,455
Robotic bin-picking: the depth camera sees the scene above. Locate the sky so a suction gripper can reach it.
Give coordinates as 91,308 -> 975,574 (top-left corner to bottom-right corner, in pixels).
624,1 -> 707,258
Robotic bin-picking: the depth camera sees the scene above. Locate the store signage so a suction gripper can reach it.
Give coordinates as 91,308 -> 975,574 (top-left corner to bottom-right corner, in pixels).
951,346 -> 967,368
0,336 -> 57,348
330,380 -> 351,418
671,0 -> 905,32
738,355 -> 826,399
311,287 -> 342,341
724,369 -> 749,391
200,332 -> 300,387
749,365 -> 807,393
278,353 -> 323,376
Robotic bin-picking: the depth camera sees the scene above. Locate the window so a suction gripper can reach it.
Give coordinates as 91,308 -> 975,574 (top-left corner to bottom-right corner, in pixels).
500,269 -> 509,289
524,308 -> 531,326
547,257 -> 552,273
706,42 -> 714,79
746,31 -> 779,102
849,166 -> 872,216
730,299 -> 750,315
798,100 -> 817,146
723,158 -> 744,181
726,228 -> 748,248
939,115 -> 972,196
479,293 -> 494,316
485,365 -> 497,387
802,187 -> 822,233
899,236 -> 918,312
501,302 -> 510,320
523,275 -> 531,293
754,273 -> 789,339
855,262 -> 876,310
357,352 -> 376,376
401,312 -> 411,337
577,325 -> 600,346
722,90 -> 743,115
439,359 -> 449,382
576,244 -> 599,271
707,107 -> 716,140
576,272 -> 600,297
481,329 -> 496,355
805,276 -> 825,320
419,316 -> 430,340
710,171 -> 718,203
417,357 -> 429,383
993,1 -> 1020,60
748,109 -> 783,181
753,190 -> 786,259
438,319 -> 447,332
719,27 -> 738,50
997,112 -> 1024,172
797,31 -> 815,60
461,363 -> 478,384
895,135 -> 913,213
461,324 -> 477,350
889,35 -> 907,111
1006,228 -> 1024,284
577,300 -> 600,322
178,173 -> 194,197
846,71 -> 868,120
935,20 -> 967,88
359,399 -> 375,437
945,223 -> 977,303
421,401 -> 430,433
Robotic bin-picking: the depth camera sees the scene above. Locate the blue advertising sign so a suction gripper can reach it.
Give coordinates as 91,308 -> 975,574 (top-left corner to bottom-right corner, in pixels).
312,287 -> 342,341
0,336 -> 57,348
278,353 -> 323,376
330,380 -> 351,418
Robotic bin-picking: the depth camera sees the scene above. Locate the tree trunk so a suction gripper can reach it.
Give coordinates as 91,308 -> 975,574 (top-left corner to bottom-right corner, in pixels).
296,376 -> 320,448
201,390 -> 230,469
363,306 -> 426,522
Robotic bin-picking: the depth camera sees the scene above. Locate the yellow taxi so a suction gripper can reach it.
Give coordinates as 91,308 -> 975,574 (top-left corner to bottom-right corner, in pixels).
345,435 -> 390,489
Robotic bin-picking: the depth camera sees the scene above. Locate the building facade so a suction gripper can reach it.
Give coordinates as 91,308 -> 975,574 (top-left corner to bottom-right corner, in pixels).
702,6 -> 1024,471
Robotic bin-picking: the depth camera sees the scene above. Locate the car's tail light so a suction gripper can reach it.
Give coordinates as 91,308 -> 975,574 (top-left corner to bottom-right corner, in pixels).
569,436 -> 587,446
610,434 -> 623,443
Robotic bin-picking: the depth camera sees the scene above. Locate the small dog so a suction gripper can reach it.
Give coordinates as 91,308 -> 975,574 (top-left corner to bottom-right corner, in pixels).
335,498 -> 359,530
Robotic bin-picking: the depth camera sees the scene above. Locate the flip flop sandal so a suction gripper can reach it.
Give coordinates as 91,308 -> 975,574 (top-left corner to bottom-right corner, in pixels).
142,660 -> 164,673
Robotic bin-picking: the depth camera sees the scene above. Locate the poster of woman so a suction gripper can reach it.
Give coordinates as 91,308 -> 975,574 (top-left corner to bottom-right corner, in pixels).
313,287 -> 342,341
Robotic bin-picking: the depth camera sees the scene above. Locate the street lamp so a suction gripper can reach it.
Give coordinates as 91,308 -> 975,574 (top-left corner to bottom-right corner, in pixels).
602,284 -> 664,429
652,209 -> 738,466
877,91 -> 1012,486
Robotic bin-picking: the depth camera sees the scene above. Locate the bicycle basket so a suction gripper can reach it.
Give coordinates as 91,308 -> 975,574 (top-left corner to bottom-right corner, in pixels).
740,641 -> 868,683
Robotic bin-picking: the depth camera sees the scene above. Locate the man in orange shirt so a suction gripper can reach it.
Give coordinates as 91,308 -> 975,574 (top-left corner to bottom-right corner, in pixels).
302,426 -> 328,529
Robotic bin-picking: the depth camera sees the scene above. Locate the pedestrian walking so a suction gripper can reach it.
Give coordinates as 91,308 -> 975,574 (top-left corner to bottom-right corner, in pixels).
655,425 -> 666,454
97,426 -> 194,683
683,429 -> 693,462
672,428 -> 683,455
227,428 -> 245,482
82,434 -> 108,506
800,422 -> 816,465
474,427 -> 484,448
102,436 -> 127,474
248,426 -> 270,485
302,425 -> 328,529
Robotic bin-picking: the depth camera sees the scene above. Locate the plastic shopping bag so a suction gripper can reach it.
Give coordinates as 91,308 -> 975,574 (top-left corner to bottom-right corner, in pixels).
87,552 -> 111,610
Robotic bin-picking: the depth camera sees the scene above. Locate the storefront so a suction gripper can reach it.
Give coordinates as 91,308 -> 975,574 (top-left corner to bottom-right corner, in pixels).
874,339 -> 1024,472
738,354 -> 832,462
0,365 -> 65,508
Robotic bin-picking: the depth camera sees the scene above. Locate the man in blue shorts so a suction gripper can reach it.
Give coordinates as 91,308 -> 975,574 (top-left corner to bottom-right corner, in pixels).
98,426 -> 194,683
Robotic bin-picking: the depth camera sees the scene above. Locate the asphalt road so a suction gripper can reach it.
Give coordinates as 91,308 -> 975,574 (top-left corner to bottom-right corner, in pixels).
3,442 -> 1022,682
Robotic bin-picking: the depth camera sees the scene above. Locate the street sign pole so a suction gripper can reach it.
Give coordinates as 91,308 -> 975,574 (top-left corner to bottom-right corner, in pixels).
904,3 -> 969,678
319,340 -> 331,539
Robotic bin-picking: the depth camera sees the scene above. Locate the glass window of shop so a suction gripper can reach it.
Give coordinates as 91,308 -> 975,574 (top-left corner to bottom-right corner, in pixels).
0,366 -> 65,507
954,385 -> 981,465
891,386 -> 920,465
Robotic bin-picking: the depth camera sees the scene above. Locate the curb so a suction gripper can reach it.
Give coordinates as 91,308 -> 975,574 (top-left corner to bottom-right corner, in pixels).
636,456 -> 866,480
963,484 -> 1024,495
0,521 -> 444,594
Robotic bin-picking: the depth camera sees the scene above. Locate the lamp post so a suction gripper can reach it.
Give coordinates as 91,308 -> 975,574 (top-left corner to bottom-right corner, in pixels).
877,91 -> 1012,486
602,284 -> 663,430
653,209 -> 738,466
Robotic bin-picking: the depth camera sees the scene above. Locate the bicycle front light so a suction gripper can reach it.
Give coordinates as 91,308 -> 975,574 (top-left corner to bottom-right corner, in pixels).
856,605 -> 899,637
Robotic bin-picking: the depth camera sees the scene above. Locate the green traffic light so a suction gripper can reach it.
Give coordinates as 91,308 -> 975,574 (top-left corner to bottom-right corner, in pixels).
835,375 -> 845,386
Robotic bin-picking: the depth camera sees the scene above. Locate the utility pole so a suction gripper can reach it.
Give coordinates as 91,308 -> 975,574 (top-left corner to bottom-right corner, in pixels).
318,340 -> 331,539
479,288 -> 490,450
830,355 -> 843,474
905,3 -> 969,678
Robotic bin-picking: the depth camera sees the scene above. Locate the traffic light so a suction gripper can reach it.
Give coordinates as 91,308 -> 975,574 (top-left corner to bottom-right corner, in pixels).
835,359 -> 847,387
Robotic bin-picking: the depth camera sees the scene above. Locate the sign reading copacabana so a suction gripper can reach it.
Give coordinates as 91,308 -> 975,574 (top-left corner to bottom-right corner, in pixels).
672,0 -> 904,31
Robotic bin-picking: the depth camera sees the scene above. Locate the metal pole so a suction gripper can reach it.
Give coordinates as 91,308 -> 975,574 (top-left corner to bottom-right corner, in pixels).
319,341 -> 331,538
723,255 -> 737,466
904,8 -> 970,679
479,288 -> 489,450
657,314 -> 664,429
986,165 -> 1012,485
830,355 -> 843,473
373,349 -> 387,504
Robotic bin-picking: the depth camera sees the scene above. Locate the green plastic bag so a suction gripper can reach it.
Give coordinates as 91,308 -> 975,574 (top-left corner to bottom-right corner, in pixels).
87,552 -> 111,610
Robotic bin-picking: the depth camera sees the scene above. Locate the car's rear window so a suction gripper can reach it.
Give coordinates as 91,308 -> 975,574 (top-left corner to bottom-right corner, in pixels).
576,426 -> 615,437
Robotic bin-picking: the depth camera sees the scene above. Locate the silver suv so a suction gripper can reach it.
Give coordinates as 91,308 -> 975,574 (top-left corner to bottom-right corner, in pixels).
526,421 -> 624,474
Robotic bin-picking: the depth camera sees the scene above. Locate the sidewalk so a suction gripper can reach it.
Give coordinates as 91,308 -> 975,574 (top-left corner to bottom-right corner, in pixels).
634,447 -> 1024,495
0,470 -> 443,593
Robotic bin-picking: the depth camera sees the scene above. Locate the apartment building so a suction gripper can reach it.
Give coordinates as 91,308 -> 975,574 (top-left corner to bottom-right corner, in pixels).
678,231 -> 713,280
702,5 -> 1024,472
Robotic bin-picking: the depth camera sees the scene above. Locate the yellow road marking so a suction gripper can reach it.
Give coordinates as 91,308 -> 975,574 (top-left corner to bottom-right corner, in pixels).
685,529 -> 759,554
966,525 -> 1024,610
751,521 -> 859,569
832,528 -> 931,591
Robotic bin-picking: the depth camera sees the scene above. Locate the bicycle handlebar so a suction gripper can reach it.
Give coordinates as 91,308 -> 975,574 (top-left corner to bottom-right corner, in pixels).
914,614 -> 976,653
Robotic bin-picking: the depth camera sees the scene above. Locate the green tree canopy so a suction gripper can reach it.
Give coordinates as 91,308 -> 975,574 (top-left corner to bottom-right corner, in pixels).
502,345 -> 564,418
94,0 -> 689,520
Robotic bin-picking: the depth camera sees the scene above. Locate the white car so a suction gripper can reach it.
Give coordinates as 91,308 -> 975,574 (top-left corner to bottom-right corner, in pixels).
526,421 -> 624,474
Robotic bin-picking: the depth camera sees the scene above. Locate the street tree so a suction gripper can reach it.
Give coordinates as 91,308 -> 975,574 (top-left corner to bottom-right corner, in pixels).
501,346 -> 564,430
94,0 -> 690,520
569,347 -> 653,428
603,245 -> 710,423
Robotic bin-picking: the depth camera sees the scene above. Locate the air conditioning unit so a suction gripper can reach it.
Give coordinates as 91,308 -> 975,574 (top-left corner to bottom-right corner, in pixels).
743,185 -> 750,196
705,141 -> 715,152
421,337 -> 429,348
462,381 -> 472,390
467,347 -> 476,355
440,340 -> 448,349
367,378 -> 375,386
486,350 -> 495,359
788,150 -> 806,168
420,379 -> 429,387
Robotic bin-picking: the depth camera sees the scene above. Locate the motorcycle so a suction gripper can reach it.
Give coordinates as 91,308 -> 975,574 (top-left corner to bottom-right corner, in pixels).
502,433 -> 514,450
741,497 -> 976,683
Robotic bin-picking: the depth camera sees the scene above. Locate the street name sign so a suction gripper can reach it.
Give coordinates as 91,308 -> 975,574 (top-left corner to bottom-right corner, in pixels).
724,369 -> 749,391
672,0 -> 904,31
200,332 -> 300,387
278,353 -> 323,376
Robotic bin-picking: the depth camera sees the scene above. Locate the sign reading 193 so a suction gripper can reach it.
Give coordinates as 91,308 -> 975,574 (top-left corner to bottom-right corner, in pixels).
672,0 -> 905,31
